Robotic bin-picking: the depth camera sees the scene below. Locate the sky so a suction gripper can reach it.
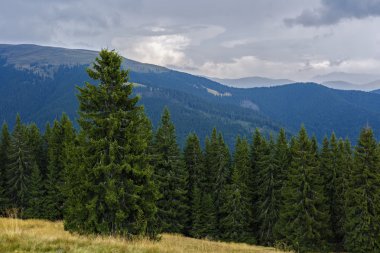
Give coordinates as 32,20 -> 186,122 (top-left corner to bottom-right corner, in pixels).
1,0 -> 380,81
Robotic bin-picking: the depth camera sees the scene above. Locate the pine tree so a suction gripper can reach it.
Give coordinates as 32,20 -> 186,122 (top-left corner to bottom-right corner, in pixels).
183,133 -> 204,235
320,134 -> 345,250
257,131 -> 289,246
0,122 -> 11,213
190,188 -> 217,238
219,136 -> 251,243
24,163 -> 44,219
233,136 -> 251,191
344,128 -> 380,252
204,128 -> 230,237
26,123 -> 45,173
64,49 -> 158,237
152,108 -> 188,234
44,114 -> 76,220
249,128 -> 267,239
276,126 -> 330,252
6,115 -> 34,213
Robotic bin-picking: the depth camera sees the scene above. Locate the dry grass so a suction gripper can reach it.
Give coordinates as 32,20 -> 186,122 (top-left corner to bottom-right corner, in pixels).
0,218 -> 285,253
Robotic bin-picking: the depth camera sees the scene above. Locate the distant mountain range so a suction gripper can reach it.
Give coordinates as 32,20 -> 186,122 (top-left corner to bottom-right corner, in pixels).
1,44 -> 380,146
312,72 -> 380,91
209,76 -> 294,88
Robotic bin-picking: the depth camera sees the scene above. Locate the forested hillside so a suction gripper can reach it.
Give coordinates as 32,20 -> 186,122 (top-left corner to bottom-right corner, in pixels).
1,44 -> 380,147
1,50 -> 380,253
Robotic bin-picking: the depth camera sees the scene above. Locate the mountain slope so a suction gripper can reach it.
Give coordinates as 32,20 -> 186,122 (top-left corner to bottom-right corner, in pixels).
209,76 -> 294,88
1,44 -> 380,145
0,44 -> 279,147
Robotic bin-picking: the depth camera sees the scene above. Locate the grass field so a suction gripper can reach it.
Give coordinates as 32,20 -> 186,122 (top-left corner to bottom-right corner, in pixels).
0,218 -> 285,253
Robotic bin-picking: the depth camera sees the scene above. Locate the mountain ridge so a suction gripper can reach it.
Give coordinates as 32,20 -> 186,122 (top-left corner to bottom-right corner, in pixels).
1,44 -> 380,145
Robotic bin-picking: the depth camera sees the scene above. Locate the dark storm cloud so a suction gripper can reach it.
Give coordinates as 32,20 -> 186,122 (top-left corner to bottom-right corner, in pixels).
285,0 -> 380,26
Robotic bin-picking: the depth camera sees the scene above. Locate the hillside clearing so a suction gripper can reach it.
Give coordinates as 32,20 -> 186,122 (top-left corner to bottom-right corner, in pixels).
0,218 -> 284,253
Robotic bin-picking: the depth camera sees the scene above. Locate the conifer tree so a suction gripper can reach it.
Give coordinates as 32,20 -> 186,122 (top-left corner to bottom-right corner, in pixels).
191,188 -> 217,238
26,123 -> 45,173
24,163 -> 44,218
320,134 -> 345,250
183,133 -> 204,235
45,115 -> 75,220
219,136 -> 251,242
0,122 -> 11,213
257,132 -> 289,246
233,136 -> 251,191
220,167 -> 250,242
204,128 -> 230,236
6,115 -> 33,212
344,128 -> 380,252
64,49 -> 158,237
276,126 -> 330,252
249,128 -> 267,238
152,107 -> 188,234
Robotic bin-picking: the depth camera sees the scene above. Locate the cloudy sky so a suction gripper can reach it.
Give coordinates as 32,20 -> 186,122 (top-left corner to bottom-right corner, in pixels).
1,0 -> 380,80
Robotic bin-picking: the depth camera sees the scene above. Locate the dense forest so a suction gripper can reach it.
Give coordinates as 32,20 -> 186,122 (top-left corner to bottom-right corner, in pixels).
1,50 -> 380,253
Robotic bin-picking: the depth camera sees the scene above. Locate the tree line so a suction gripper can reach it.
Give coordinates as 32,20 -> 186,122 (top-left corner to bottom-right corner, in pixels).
1,49 -> 380,253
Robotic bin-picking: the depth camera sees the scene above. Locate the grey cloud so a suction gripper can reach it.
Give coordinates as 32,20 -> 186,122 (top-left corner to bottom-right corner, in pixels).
1,0 -> 380,80
285,0 -> 380,26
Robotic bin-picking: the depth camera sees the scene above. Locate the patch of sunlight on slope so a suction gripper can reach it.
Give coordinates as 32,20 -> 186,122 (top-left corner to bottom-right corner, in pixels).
0,218 -> 286,253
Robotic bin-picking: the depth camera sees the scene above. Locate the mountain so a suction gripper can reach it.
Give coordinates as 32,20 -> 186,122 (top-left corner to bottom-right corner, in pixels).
313,72 -> 380,85
0,44 -> 280,147
313,72 -> 380,91
1,44 -> 380,146
209,76 -> 294,88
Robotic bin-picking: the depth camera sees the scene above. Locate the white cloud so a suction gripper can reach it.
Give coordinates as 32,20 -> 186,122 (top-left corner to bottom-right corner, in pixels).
112,34 -> 191,66
198,56 -> 303,79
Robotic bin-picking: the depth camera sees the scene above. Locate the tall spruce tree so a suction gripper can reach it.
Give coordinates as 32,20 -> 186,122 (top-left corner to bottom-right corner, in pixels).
257,132 -> 289,246
344,127 -> 380,252
152,108 -> 188,234
24,163 -> 44,219
6,115 -> 34,213
276,126 -> 330,252
64,49 -> 158,237
320,134 -> 345,250
0,122 -> 11,213
219,136 -> 251,243
45,115 -> 75,220
26,124 -> 45,174
183,133 -> 204,235
249,128 -> 267,239
204,128 -> 230,237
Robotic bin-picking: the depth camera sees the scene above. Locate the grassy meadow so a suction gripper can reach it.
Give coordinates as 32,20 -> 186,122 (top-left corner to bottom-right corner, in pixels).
0,218 -> 285,253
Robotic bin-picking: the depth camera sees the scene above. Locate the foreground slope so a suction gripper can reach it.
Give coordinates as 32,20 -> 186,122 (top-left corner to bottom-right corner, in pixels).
0,218 -> 282,253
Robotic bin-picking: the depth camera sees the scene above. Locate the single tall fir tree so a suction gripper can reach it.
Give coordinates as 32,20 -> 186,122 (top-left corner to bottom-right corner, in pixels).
6,115 -> 34,213
152,108 -> 188,234
64,49 -> 158,237
219,136 -> 251,243
45,114 -> 75,220
344,127 -> 380,252
257,131 -> 289,246
276,126 -> 330,253
320,134 -> 345,250
204,128 -> 230,237
183,133 -> 204,235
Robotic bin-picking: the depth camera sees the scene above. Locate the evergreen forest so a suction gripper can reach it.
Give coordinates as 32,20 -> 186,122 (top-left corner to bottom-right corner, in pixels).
1,50 -> 380,253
